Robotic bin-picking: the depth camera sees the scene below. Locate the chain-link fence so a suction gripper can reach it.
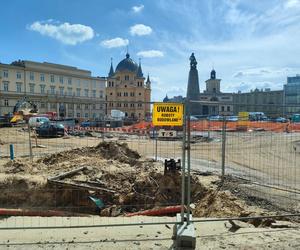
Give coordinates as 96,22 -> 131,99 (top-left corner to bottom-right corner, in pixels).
0,100 -> 299,233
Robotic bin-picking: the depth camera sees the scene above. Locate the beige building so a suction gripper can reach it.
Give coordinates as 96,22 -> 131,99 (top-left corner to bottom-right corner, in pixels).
200,69 -> 233,115
0,60 -> 106,120
106,53 -> 151,120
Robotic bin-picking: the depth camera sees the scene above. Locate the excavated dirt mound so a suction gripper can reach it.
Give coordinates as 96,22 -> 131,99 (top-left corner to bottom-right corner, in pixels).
0,142 -> 260,217
39,141 -> 140,166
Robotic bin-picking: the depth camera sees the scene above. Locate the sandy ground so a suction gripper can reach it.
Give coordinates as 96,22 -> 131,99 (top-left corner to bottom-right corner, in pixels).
0,216 -> 299,250
1,127 -> 299,190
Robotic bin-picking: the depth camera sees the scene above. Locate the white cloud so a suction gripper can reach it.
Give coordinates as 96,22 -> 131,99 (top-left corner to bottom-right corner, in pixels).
28,21 -> 94,45
100,37 -> 129,48
130,24 -> 152,36
132,4 -> 144,13
285,0 -> 300,8
137,50 -> 164,58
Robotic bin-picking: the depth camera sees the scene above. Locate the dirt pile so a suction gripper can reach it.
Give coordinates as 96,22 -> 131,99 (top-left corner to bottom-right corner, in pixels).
0,142 -> 261,218
39,141 -> 140,166
3,159 -> 33,174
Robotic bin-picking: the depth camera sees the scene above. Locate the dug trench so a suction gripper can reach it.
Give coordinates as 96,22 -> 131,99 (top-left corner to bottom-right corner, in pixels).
0,142 -> 289,223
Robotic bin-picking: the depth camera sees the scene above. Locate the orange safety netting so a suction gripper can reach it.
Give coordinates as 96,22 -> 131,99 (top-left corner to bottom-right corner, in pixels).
124,121 -> 300,133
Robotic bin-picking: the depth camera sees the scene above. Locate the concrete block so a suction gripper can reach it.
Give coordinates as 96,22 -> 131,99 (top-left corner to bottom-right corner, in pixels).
173,213 -> 196,250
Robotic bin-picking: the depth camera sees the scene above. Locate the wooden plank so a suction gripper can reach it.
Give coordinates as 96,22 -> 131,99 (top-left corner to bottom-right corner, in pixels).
48,166 -> 87,181
48,179 -> 117,194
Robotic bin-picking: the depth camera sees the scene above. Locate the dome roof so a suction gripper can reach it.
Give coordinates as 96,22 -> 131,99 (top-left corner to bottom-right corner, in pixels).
115,53 -> 138,73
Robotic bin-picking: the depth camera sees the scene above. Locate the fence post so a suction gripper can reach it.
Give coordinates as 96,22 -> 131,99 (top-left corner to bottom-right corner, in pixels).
9,144 -> 14,160
221,116 -> 226,180
155,127 -> 158,161
186,101 -> 191,226
181,102 -> 186,224
28,123 -> 33,161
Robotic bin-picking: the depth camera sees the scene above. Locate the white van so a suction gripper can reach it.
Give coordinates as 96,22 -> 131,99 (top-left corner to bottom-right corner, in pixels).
28,116 -> 50,128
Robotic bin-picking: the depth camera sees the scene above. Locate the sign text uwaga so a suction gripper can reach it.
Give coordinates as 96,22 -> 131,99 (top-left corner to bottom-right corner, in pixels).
152,103 -> 183,126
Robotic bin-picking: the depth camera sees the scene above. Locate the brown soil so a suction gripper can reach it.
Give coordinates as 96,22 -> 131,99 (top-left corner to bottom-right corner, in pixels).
0,142 -> 262,218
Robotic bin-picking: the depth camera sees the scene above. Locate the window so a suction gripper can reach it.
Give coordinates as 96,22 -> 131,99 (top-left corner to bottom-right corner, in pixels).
85,104 -> 89,110
77,79 -> 81,87
227,106 -> 230,112
84,89 -> 89,97
59,76 -> 64,84
85,113 -> 89,118
50,86 -> 55,95
50,75 -> 55,83
130,103 -> 135,107
68,77 -> 72,85
41,102 -> 46,108
3,70 -> 8,78
92,104 -> 96,110
76,88 -> 81,97
124,103 -> 128,107
4,99 -> 8,106
92,113 -> 96,119
138,103 -> 142,107
3,81 -> 9,92
50,103 -> 56,109
124,92 -> 128,97
40,84 -> 45,94
125,75 -> 129,80
68,87 -> 72,96
59,87 -> 64,96
92,90 -> 96,98
77,113 -> 81,118
29,72 -> 34,81
76,104 -> 81,109
109,102 -> 114,107
16,82 -> 22,93
110,92 -> 113,95
139,92 -> 141,96
99,90 -> 103,98
221,106 -> 224,112
117,103 -> 121,107
130,92 -> 135,97
29,83 -> 35,94
16,72 -> 22,79
40,74 -> 45,82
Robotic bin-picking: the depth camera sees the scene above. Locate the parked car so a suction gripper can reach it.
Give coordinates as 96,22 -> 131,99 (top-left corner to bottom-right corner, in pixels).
36,122 -> 65,137
28,116 -> 50,127
275,117 -> 288,123
0,115 -> 12,127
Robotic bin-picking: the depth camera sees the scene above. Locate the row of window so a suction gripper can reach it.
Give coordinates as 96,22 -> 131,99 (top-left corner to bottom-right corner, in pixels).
108,103 -> 143,108
2,100 -> 104,110
220,106 -> 231,112
2,70 -> 99,88
114,92 -> 142,97
2,82 -> 104,98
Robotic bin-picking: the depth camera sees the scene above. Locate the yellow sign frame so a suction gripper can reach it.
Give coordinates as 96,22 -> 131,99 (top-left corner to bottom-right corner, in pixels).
152,103 -> 183,126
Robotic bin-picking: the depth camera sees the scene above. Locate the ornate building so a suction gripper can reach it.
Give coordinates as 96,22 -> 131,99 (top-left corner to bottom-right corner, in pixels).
106,53 -> 151,120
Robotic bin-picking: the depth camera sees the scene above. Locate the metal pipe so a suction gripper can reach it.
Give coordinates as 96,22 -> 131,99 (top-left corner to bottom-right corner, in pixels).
221,117 -> 226,180
181,102 -> 186,224
186,101 -> 191,225
0,213 -> 299,230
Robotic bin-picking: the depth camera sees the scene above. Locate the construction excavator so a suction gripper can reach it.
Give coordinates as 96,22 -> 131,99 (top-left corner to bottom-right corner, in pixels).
10,96 -> 38,123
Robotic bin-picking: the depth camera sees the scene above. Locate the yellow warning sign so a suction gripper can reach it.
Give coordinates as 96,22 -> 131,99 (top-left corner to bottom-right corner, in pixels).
152,103 -> 183,126
238,112 -> 249,126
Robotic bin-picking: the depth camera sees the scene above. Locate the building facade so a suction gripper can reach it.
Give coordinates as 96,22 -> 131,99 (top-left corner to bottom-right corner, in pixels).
233,89 -> 284,117
199,69 -> 233,115
284,75 -> 300,115
106,53 -> 151,120
0,60 -> 106,119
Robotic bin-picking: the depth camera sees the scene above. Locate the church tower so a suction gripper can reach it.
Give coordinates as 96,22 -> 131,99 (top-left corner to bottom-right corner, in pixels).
205,69 -> 221,94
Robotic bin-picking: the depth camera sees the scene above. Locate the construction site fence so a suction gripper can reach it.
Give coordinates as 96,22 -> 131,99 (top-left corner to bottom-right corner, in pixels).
0,101 -> 299,230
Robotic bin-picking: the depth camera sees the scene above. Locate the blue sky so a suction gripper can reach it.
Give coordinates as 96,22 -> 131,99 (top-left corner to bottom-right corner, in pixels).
1,0 -> 300,101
